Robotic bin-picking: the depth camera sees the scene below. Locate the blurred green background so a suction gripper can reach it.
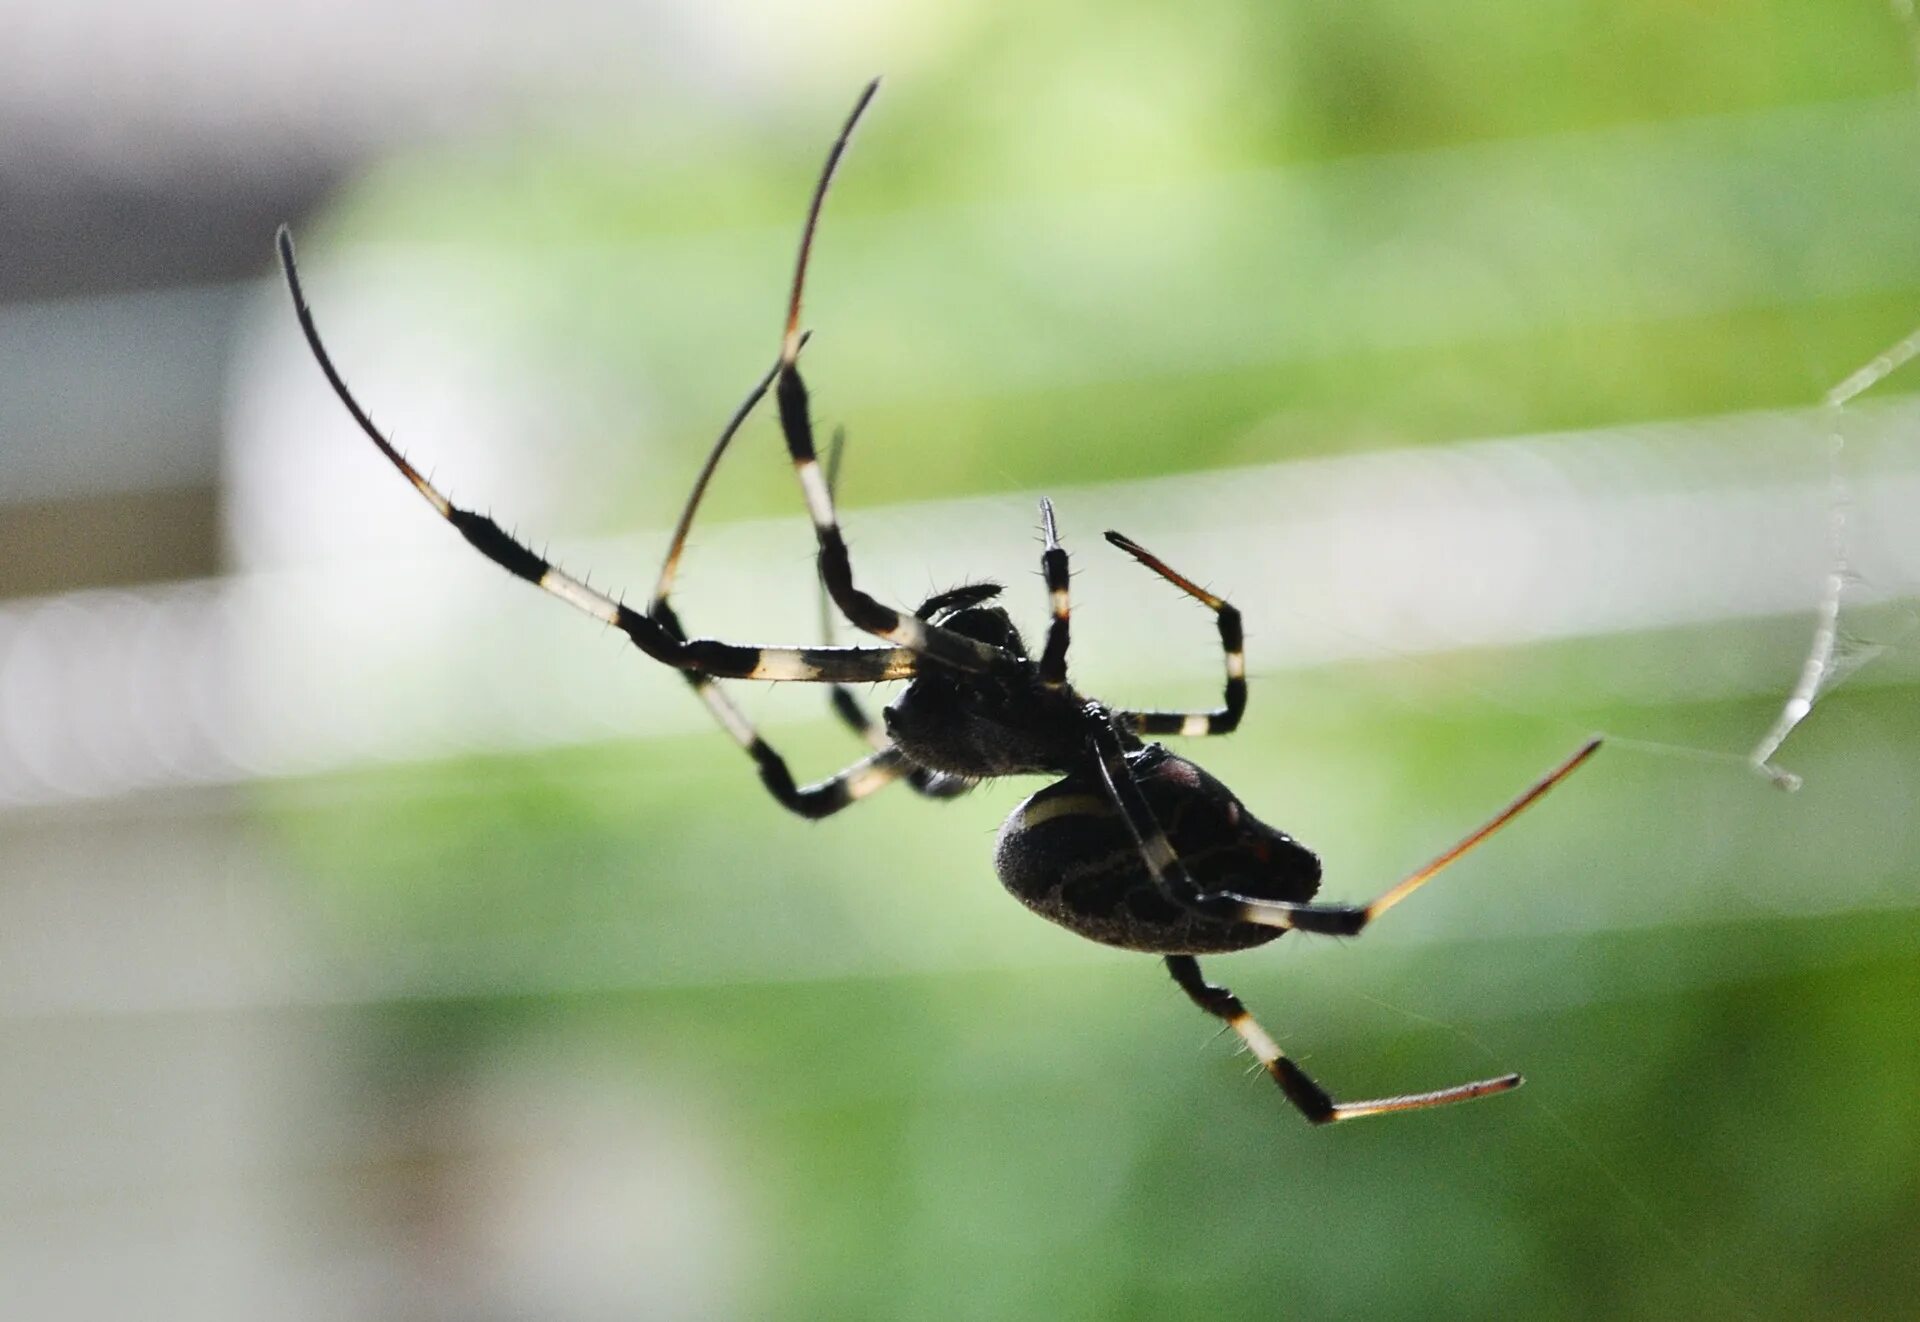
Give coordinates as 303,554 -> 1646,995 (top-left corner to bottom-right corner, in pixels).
4,1 -> 1920,1319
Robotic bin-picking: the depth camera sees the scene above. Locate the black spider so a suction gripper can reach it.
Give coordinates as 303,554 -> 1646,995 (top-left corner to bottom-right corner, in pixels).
276,80 -> 1600,1126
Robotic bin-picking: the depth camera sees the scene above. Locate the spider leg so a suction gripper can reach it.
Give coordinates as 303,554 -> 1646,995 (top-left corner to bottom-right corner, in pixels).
1080,710 -> 1526,1120
1088,711 -> 1600,938
815,428 -> 890,745
818,427 -> 882,744
278,226 -> 918,687
751,747 -> 919,819
776,359 -> 1008,672
771,81 -> 1014,675
649,347 -> 797,613
634,596 -> 923,816
1206,737 -> 1602,936
650,362 -> 872,731
1037,498 -> 1071,687
1165,956 -> 1521,1124
817,433 -> 974,799
647,378 -> 970,806
1103,531 -> 1245,737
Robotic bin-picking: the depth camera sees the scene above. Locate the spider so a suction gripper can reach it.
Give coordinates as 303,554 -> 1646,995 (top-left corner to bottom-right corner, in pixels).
276,80 -> 1601,1126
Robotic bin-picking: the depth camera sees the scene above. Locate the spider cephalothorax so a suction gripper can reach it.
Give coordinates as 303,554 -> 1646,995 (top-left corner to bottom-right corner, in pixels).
881,589 -> 1100,778
278,79 -> 1599,1125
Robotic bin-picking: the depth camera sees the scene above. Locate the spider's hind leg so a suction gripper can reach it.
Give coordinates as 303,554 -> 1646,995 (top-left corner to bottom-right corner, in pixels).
1088,711 -> 1599,941
1086,711 -> 1572,1121
1165,956 -> 1521,1124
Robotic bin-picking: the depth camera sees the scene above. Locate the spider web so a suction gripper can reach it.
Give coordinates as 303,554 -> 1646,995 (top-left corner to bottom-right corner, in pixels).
1735,0 -> 1920,790
1745,324 -> 1920,789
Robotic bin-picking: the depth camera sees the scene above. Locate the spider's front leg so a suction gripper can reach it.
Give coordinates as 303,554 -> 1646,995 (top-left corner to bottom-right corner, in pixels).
814,431 -> 972,799
647,396 -> 970,809
770,81 -> 1014,676
644,596 -> 922,820
276,226 -> 923,691
640,374 -> 954,818
774,359 -> 1012,673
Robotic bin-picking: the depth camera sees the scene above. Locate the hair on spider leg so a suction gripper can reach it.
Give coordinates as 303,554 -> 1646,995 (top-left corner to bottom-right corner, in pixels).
280,80 -> 1601,1128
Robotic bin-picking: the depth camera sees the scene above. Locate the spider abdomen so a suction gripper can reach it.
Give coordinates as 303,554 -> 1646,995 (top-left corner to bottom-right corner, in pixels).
993,747 -> 1322,954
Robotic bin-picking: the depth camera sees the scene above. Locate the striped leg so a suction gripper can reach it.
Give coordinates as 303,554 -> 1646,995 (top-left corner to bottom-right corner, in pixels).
638,594 -> 918,817
814,427 -> 902,746
1104,531 -> 1245,737
777,363 -> 1009,673
1085,710 -> 1601,938
1166,956 -> 1521,1124
1082,708 -> 1528,1121
649,348 -> 796,616
278,227 -> 918,687
647,408 -> 967,811
818,429 -> 875,742
817,434 -> 975,798
647,355 -> 867,810
772,81 -> 1012,676
752,747 -> 915,819
651,365 -> 879,735
1037,498 -> 1071,686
